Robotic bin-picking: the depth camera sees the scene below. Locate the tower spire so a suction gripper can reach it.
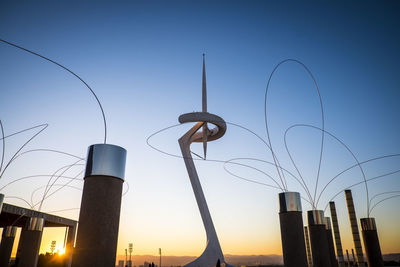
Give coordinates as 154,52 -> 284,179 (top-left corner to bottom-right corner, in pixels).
202,53 -> 208,159
202,53 -> 207,113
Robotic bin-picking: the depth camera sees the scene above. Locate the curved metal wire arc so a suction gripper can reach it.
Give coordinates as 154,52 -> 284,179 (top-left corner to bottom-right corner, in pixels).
11,213 -> 26,227
147,121 -> 316,203
146,123 -> 183,159
146,122 -> 284,188
223,159 -> 284,191
224,158 -> 313,204
0,38 -> 107,144
370,191 -> 400,205
0,174 -> 83,191
0,123 -> 57,172
7,148 -> 84,208
41,162 -> 83,199
370,195 -> 400,215
38,160 -> 84,211
146,120 -> 287,177
35,170 -> 84,210
147,121 -> 308,197
285,124 -> 369,215
146,122 -> 237,161
0,123 -> 48,180
43,161 -> 83,198
318,154 -> 400,207
282,121 -> 316,206
225,121 -> 289,187
323,169 -> 400,212
13,149 -> 84,162
223,159 -> 314,206
264,59 -> 325,194
123,181 -> 130,196
5,196 -> 33,209
0,123 -> 49,140
31,183 -> 82,208
0,120 -> 5,174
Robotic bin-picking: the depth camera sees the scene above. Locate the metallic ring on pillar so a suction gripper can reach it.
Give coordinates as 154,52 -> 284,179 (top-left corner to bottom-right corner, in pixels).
360,217 -> 376,230
324,217 -> 332,230
85,144 -> 127,180
308,210 -> 325,225
28,217 -> 44,231
279,192 -> 302,213
4,226 -> 17,237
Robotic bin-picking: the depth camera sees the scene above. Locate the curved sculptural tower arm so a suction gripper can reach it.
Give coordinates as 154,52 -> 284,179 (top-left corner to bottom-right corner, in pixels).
178,112 -> 233,267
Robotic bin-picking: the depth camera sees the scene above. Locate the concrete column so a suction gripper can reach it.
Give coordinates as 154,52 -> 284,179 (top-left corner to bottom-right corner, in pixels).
344,190 -> 365,266
325,217 -> 338,267
308,210 -> 332,267
64,225 -> 76,267
304,226 -> 313,267
0,226 -> 17,266
329,201 -> 345,266
278,192 -> 308,267
17,217 -> 44,267
360,218 -> 383,267
72,144 -> 127,267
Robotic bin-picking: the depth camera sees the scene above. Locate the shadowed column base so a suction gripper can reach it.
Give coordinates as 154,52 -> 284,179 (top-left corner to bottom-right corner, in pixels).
279,211 -> 308,267
0,226 -> 17,267
361,218 -> 383,267
72,175 -> 123,267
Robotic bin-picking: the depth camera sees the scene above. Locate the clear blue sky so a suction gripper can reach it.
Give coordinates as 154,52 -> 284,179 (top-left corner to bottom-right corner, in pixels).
1,0 -> 399,256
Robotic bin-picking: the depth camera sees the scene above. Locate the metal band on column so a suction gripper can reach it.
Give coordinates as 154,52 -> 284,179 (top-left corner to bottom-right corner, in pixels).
278,192 -> 308,267
72,144 -> 127,267
360,217 -> 383,267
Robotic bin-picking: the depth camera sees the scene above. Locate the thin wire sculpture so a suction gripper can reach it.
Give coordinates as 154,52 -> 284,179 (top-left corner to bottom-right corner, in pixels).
0,39 -> 107,143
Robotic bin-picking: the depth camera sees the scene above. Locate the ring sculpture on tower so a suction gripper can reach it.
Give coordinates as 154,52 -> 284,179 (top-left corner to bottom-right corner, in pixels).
178,55 -> 234,267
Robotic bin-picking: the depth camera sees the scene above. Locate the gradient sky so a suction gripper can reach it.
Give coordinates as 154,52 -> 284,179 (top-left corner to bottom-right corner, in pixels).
1,0 -> 400,259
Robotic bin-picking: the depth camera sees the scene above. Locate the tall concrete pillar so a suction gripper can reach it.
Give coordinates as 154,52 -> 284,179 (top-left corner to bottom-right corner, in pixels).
325,217 -> 338,267
329,201 -> 345,266
17,217 -> 44,267
308,210 -> 332,267
64,225 -> 76,267
344,190 -> 365,266
72,144 -> 127,267
278,192 -> 308,267
304,226 -> 313,267
0,226 -> 17,266
360,218 -> 383,267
